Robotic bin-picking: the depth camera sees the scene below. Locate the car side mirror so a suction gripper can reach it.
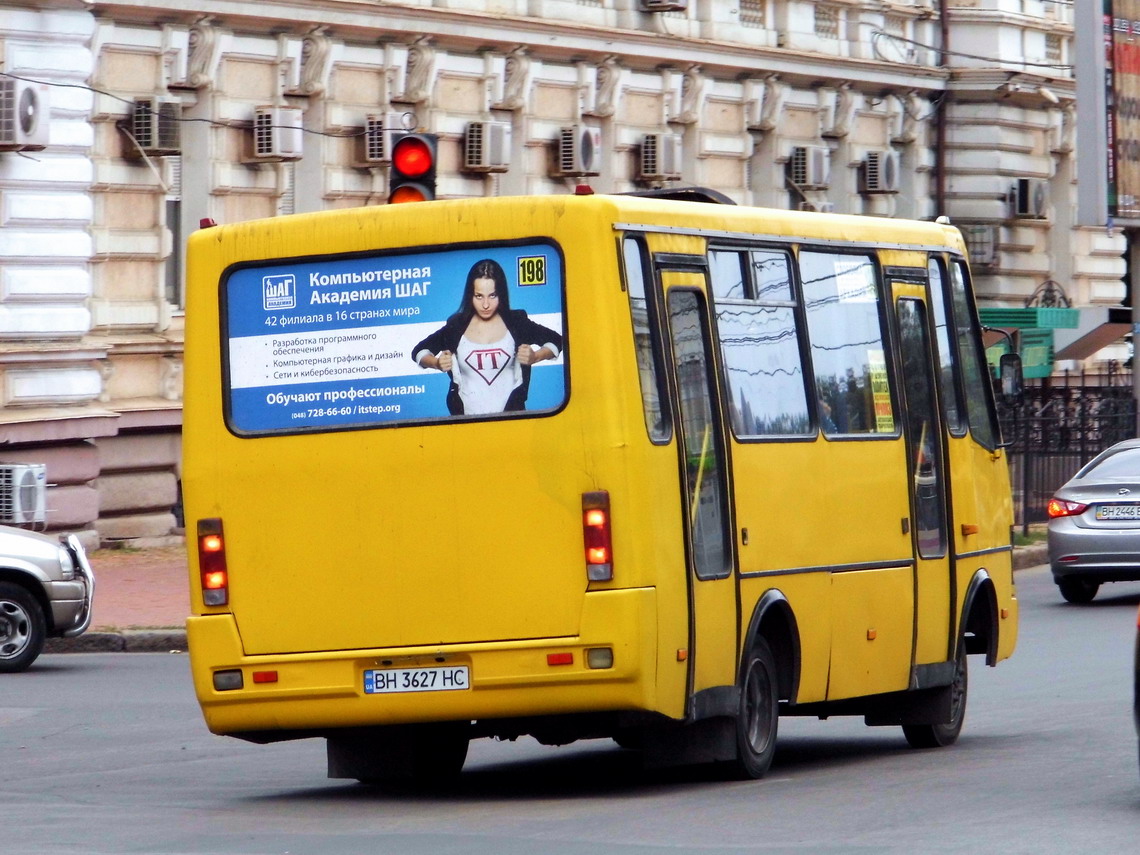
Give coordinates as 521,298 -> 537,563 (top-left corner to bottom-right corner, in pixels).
999,352 -> 1023,399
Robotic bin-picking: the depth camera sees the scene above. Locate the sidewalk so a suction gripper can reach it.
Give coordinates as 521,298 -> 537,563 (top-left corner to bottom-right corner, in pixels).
44,540 -> 1051,654
45,542 -> 190,654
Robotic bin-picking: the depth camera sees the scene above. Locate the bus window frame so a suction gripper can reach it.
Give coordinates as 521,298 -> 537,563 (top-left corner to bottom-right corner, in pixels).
926,255 -> 968,440
947,257 -> 1002,452
620,234 -> 673,445
216,236 -> 571,439
797,245 -> 901,443
707,241 -> 817,444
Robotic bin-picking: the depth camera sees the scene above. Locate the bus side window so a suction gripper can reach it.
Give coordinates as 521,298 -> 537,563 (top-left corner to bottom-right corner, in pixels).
927,258 -> 966,436
710,247 -> 811,437
623,236 -> 670,442
800,251 -> 895,437
948,260 -> 999,450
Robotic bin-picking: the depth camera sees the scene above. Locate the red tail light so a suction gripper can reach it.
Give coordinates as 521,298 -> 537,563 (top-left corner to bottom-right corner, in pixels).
197,518 -> 229,606
583,491 -> 613,582
1046,499 -> 1088,518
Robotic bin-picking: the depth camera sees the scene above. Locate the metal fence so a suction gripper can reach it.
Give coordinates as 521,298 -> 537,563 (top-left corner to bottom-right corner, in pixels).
996,370 -> 1137,532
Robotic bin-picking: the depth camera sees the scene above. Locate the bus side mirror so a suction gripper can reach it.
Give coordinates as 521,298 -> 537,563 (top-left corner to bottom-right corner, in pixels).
999,352 -> 1023,399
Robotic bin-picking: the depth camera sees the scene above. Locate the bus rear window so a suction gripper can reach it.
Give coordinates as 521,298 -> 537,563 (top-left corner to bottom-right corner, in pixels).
222,242 -> 567,435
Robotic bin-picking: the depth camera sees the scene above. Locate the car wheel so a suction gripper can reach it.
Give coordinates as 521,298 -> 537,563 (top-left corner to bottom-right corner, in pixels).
1058,577 -> 1099,604
0,582 -> 46,673
725,637 -> 779,779
903,642 -> 968,749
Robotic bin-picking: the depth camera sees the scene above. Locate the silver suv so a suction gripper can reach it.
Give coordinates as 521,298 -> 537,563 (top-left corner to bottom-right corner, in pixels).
0,526 -> 94,672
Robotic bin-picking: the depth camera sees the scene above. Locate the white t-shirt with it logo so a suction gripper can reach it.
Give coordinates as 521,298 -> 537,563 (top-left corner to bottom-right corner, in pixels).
455,332 -> 523,414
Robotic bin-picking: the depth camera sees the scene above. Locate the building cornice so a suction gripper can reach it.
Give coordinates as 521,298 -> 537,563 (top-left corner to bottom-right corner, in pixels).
92,0 -> 949,92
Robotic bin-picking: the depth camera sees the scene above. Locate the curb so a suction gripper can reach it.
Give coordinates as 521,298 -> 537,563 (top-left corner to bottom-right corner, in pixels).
1012,542 -> 1048,570
45,630 -> 187,654
47,548 -> 1051,655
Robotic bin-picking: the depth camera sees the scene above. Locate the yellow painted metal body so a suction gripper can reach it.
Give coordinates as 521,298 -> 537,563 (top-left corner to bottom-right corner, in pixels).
183,193 -> 1017,738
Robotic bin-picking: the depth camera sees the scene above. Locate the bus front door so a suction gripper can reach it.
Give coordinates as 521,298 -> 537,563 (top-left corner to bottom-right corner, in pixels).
659,272 -> 739,709
894,296 -> 954,670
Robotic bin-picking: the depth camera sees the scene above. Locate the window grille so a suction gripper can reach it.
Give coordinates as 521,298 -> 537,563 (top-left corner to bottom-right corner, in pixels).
740,0 -> 765,27
1046,33 -> 1062,64
815,6 -> 840,40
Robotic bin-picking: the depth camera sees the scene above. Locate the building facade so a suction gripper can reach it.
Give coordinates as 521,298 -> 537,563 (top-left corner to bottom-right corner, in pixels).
0,0 -> 1122,542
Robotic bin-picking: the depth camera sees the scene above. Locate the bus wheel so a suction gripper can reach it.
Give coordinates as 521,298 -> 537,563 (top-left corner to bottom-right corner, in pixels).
903,643 -> 968,749
727,637 -> 779,779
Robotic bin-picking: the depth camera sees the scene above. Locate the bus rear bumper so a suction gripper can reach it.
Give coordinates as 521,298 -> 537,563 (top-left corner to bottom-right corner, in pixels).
187,587 -> 658,739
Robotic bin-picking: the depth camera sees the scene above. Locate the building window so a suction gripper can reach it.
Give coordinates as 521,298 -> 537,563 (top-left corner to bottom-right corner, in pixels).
815,5 -> 840,40
164,156 -> 183,308
1046,33 -> 1063,64
740,0 -> 765,27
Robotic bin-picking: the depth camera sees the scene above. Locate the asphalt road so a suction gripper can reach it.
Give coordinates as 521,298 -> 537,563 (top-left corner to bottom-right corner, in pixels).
3,565 -> 1138,854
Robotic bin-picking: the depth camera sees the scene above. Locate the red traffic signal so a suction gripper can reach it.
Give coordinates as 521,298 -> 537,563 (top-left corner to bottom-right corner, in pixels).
388,133 -> 437,203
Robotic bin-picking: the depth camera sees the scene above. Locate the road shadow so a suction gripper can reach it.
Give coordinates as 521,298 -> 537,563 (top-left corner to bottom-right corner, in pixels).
249,727 -> 920,805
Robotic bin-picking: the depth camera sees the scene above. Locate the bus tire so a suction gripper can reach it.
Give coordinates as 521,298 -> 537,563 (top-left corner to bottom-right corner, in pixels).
727,637 -> 779,779
903,642 -> 967,749
0,581 -> 46,673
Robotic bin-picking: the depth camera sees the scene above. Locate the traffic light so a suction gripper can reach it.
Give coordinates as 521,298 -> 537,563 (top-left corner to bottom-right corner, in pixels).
388,133 -> 438,203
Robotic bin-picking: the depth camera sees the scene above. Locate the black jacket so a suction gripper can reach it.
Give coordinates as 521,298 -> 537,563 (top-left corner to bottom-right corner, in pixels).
411,310 -> 562,414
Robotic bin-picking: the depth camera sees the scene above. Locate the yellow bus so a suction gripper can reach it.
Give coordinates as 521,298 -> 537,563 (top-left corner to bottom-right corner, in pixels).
183,189 -> 1018,782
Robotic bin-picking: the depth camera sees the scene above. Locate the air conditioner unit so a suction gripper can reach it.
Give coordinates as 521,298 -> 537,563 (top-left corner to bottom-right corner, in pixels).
788,145 -> 829,190
130,97 -> 181,156
357,112 -> 409,165
0,463 -> 46,527
464,121 -> 511,173
555,124 -> 603,177
252,106 -> 303,161
640,132 -> 682,180
0,78 -> 50,151
860,150 -> 900,194
962,223 -> 999,266
1011,177 -> 1048,219
641,0 -> 688,10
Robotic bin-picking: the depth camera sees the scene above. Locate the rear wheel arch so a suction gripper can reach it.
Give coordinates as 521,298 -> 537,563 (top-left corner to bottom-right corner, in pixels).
959,570 -> 998,666
742,589 -> 801,703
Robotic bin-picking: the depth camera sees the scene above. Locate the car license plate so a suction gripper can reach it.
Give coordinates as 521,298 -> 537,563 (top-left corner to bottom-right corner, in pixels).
1095,504 -> 1140,520
363,665 -> 470,694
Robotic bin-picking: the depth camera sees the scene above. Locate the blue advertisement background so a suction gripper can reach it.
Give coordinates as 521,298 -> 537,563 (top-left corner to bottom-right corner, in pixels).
224,242 -> 566,434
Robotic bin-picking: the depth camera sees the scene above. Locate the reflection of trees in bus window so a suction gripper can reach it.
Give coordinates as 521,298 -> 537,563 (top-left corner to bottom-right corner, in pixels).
710,247 -> 811,438
949,261 -> 998,449
623,237 -> 670,442
800,251 -> 894,436
668,291 -> 730,580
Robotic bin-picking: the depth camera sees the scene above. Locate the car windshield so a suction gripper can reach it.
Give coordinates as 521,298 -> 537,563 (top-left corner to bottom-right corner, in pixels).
1081,447 -> 1140,480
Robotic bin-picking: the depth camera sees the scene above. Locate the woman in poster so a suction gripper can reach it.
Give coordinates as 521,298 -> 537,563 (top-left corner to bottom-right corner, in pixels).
412,258 -> 562,415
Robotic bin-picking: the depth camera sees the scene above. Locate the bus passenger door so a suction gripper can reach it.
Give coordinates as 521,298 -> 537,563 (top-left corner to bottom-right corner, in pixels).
894,296 -> 953,669
659,272 -> 739,707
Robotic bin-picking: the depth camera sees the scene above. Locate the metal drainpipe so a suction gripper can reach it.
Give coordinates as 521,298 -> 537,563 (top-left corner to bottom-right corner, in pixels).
936,0 -> 950,218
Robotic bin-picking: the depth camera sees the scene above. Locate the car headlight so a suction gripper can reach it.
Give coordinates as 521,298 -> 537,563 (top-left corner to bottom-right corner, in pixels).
57,545 -> 75,581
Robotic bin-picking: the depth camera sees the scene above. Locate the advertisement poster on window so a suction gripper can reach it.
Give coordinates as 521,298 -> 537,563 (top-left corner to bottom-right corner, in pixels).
1110,0 -> 1140,218
223,242 -> 566,435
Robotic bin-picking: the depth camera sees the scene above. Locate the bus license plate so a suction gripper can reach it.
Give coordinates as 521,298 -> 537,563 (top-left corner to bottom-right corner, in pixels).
363,665 -> 469,694
1096,505 -> 1140,520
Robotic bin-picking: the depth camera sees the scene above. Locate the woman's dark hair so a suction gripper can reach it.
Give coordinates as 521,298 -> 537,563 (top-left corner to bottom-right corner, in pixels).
451,258 -> 511,323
